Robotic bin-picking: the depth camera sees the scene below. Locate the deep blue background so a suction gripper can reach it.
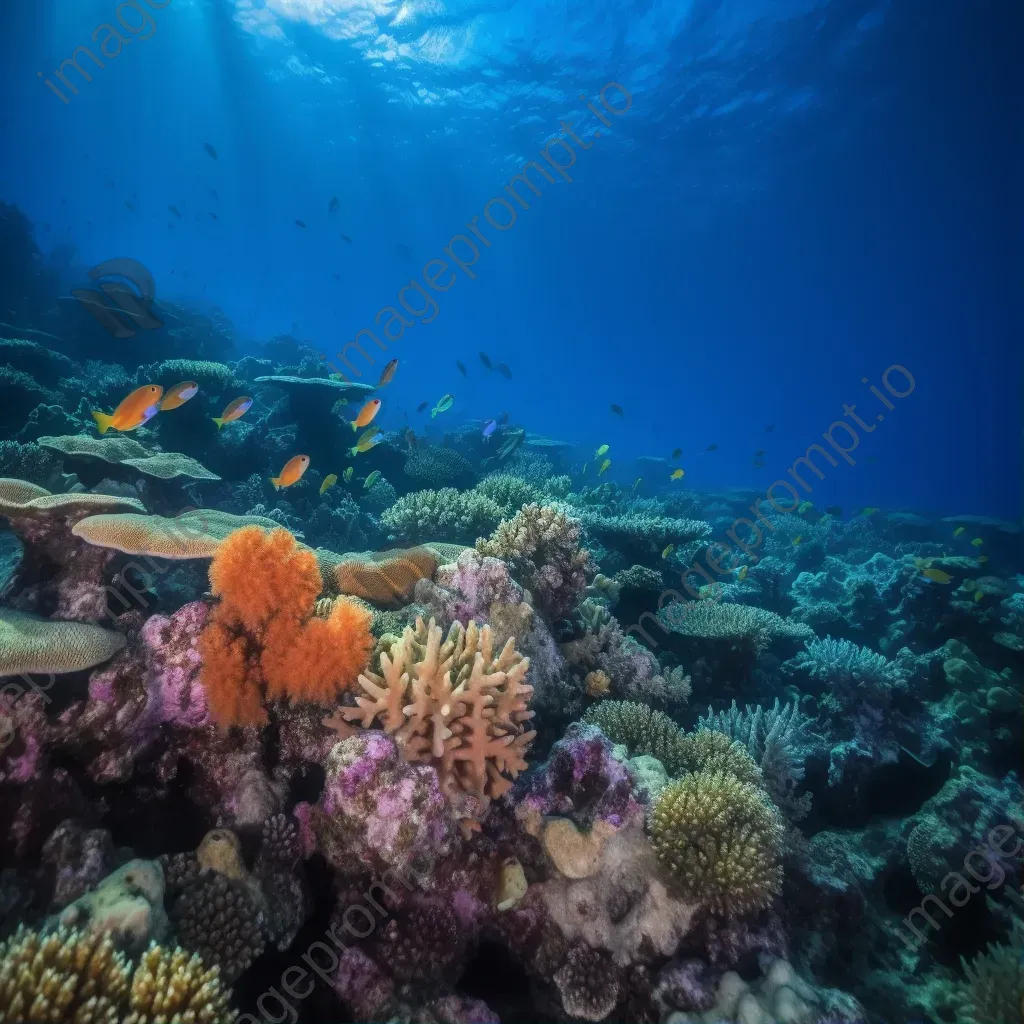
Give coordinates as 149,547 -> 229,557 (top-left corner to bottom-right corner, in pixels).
1,0 -> 1019,516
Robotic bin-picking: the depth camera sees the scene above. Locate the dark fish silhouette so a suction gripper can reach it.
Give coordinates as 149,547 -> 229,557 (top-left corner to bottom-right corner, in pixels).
416,401 -> 429,413
209,212 -> 218,221
328,196 -> 340,213
705,444 -> 719,452
611,404 -> 624,416
332,272 -> 340,280
498,411 -> 509,425
295,219 -> 307,228
124,200 -> 135,212
456,361 -> 467,377
209,188 -> 218,200
496,363 -> 512,379
204,142 -> 218,159
341,234 -> 352,243
765,424 -> 775,432
754,449 -> 765,457
168,205 -> 182,218
671,448 -> 682,459
479,352 -> 492,370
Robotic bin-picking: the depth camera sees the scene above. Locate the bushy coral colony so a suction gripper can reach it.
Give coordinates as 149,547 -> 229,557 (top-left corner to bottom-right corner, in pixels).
0,268 -> 1021,1021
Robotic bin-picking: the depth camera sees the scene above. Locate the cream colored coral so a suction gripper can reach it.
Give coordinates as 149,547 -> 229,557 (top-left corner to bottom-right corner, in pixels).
542,817 -> 618,879
0,607 -> 125,675
124,944 -> 233,1023
330,616 -> 535,817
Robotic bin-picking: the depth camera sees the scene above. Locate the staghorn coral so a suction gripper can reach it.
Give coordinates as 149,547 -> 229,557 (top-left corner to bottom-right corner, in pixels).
658,599 -> 814,652
72,509 -> 283,560
477,503 -> 593,621
0,608 -> 125,675
649,771 -> 785,917
327,616 -> 535,825
200,526 -> 373,726
382,487 -> 503,545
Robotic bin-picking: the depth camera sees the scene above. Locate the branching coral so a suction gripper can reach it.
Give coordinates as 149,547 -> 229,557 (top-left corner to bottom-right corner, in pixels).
649,771 -> 786,917
477,503 -> 593,621
405,447 -> 476,488
199,526 -> 373,726
474,474 -> 545,517
381,487 -> 503,544
790,635 -> 905,702
962,898 -> 1024,1024
326,616 -> 535,825
583,701 -> 689,776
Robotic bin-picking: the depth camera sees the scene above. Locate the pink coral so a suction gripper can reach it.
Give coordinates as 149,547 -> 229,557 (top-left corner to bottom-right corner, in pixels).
432,549 -> 524,624
139,601 -> 211,729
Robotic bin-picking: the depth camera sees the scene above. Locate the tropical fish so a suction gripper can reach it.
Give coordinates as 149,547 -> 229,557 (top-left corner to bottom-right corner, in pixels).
974,589 -> 984,602
350,433 -> 382,456
431,394 -> 454,418
978,555 -> 989,564
295,220 -> 307,228
793,535 -> 803,546
610,404 -> 624,416
159,381 -> 199,411
341,234 -> 352,243
351,399 -> 382,431
671,448 -> 682,460
754,449 -> 765,458
595,444 -> 609,457
765,424 -> 775,432
581,462 -> 588,475
91,384 -> 163,434
209,188 -> 218,200
971,537 -> 984,547
271,455 -> 310,490
204,142 -> 217,159
862,507 -> 878,516
363,470 -> 382,489
456,361 -> 468,377
705,444 -> 719,452
377,359 -> 399,387
482,419 -> 497,437
320,473 -> 338,495
737,565 -> 749,581
598,459 -> 611,476
479,352 -> 493,370
670,468 -> 685,480
633,477 -> 642,490
209,212 -> 218,221
328,196 -> 340,213
212,396 -> 252,429
953,526 -> 965,537
497,363 -> 512,379
661,544 -> 674,560
416,401 -> 429,413
798,501 -> 814,515
922,568 -> 952,584
343,467 -> 354,482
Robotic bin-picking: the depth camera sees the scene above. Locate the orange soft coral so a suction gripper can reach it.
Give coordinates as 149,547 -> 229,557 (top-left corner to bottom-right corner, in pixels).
200,526 -> 373,727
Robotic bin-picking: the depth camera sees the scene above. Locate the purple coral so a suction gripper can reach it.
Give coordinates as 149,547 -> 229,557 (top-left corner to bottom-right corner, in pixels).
433,549 -> 524,624
138,601 -> 210,730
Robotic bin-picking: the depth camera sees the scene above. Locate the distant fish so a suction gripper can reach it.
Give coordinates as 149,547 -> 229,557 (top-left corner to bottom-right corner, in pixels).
793,535 -> 803,546
209,212 -> 218,221
204,142 -> 218,159
350,428 -> 382,455
432,394 -> 454,418
482,419 -> 497,437
704,444 -> 718,452
595,445 -> 609,457
378,359 -> 399,387
953,526 -> 965,537
754,449 -> 765,457
610,404 -> 624,416
598,458 -> 611,476
765,424 -> 775,432
271,455 -> 310,490
341,234 -> 352,243
416,401 -> 429,413
922,568 -> 952,584
479,352 -> 493,370
978,554 -> 989,564
351,399 -> 382,431
798,501 -> 814,515
343,467 -> 354,482
661,544 -> 674,560
124,199 -> 135,212
209,188 -> 218,200
496,363 -> 512,379
363,470 -> 381,489
328,196 -> 340,213
320,473 -> 338,495
671,448 -> 682,460
159,381 -> 199,411
670,468 -> 684,480
92,384 -> 163,434
581,462 -> 589,475
212,396 -> 252,429
168,205 -> 182,218
737,565 -> 749,581
498,411 -> 509,425
862,507 -> 878,516
456,361 -> 468,377
295,219 -> 307,228
971,537 -> 984,547
633,477 -> 642,490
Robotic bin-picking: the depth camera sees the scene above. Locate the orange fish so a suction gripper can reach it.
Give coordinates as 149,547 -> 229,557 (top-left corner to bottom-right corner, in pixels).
377,359 -> 399,387
351,398 -> 381,431
212,396 -> 252,430
159,380 -> 199,411
271,455 -> 310,490
91,384 -> 163,434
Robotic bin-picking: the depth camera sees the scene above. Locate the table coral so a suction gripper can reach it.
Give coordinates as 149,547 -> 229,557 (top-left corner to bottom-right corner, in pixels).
327,616 -> 535,826
0,607 -> 125,675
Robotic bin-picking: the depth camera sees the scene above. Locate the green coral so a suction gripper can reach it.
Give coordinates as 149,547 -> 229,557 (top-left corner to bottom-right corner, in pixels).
658,599 -> 813,651
583,700 -> 689,776
381,487 -> 503,544
649,770 -> 785,916
962,899 -> 1023,1024
474,474 -> 544,517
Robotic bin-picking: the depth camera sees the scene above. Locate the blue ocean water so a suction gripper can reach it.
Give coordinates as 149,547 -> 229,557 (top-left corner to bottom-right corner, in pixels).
3,0 -> 1019,517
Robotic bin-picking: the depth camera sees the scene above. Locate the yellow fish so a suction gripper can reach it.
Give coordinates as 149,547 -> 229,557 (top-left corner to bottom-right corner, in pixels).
320,473 -> 338,496
978,555 -> 989,564
598,458 -> 611,476
661,544 -> 674,560
343,466 -> 354,482
159,380 -> 199,411
91,384 -> 163,434
212,396 -> 253,429
974,589 -> 984,602
922,568 -> 952,584
363,470 -> 381,489
862,507 -> 878,516
271,454 -> 310,490
798,501 -> 813,515
737,565 -> 748,581
350,428 -> 381,456
670,468 -> 685,481
793,535 -> 803,546
595,444 -> 609,458
953,526 -> 965,538
971,537 -> 984,547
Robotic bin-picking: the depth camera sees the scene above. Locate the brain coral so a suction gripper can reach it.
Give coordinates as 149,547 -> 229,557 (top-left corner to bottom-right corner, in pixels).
649,770 -> 785,917
0,608 -> 126,675
327,615 -> 535,826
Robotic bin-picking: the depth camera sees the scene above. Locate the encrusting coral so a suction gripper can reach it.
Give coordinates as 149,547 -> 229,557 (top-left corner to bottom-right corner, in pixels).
199,525 -> 373,726
325,615 -> 535,826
